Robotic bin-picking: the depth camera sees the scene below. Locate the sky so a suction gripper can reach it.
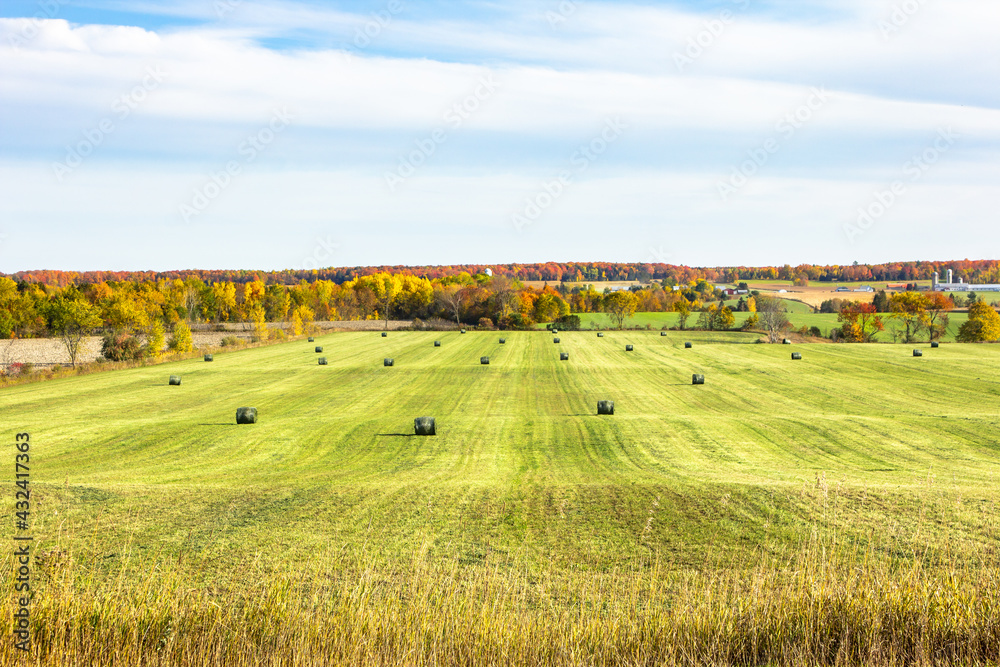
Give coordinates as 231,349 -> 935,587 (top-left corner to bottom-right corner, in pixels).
0,0 -> 998,272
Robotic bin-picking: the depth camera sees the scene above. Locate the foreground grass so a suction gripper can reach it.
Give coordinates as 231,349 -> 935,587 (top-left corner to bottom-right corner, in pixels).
3,331 -> 1000,664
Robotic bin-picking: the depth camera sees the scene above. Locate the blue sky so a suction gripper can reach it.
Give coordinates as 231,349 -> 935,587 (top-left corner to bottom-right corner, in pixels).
1,0 -> 998,272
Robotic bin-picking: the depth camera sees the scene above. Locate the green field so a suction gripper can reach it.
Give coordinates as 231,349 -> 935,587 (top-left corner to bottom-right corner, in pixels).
571,311 -> 973,341
3,331 -> 1000,664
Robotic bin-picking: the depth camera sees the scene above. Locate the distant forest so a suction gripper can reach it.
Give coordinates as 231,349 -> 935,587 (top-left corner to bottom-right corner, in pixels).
6,259 -> 1000,288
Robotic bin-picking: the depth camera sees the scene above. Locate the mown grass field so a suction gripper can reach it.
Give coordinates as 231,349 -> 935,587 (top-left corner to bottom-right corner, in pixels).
572,310 -> 973,341
3,330 -> 1000,665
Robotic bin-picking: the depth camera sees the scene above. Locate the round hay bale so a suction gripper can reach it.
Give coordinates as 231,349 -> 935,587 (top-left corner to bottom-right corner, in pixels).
783,339 -> 792,345
791,353 -> 802,360
499,338 -> 506,344
168,375 -> 181,386
692,374 -> 705,385
597,400 -> 614,415
597,333 -> 604,337
308,337 -> 314,342
236,407 -> 257,424
931,341 -> 940,348
384,358 -> 394,367
315,346 -> 323,353
661,332 -> 667,336
684,342 -> 692,349
461,329 -> 466,334
553,338 -> 560,343
551,329 -> 558,334
434,341 -> 441,347
414,416 -> 436,436
318,357 -> 328,365
913,349 -> 923,357
381,332 -> 387,337
560,352 -> 569,361
204,354 -> 213,362
480,356 -> 490,365
625,345 -> 634,352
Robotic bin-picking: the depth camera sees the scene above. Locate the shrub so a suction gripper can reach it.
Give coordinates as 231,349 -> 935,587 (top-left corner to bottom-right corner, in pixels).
268,328 -> 287,341
478,317 -> 494,329
101,334 -> 143,362
808,326 -> 822,338
220,336 -> 240,347
554,314 -> 581,330
168,321 -> 194,353
146,319 -> 165,357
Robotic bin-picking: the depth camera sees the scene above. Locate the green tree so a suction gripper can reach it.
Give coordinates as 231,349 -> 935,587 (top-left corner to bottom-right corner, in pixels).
957,302 -> 1000,342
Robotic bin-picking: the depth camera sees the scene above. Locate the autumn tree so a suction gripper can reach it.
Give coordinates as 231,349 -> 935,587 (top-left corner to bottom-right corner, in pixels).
888,292 -> 929,343
714,305 -> 735,330
168,320 -> 193,353
838,302 -> 883,342
604,291 -> 639,329
369,273 -> 401,330
674,299 -> 691,330
46,297 -> 101,367
957,302 -> 1000,342
924,292 -> 952,341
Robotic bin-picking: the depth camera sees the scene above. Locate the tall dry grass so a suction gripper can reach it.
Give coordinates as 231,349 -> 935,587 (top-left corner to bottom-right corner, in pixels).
3,537 -> 998,667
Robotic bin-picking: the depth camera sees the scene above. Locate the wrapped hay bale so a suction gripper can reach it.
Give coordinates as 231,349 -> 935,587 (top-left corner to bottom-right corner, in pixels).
553,338 -> 560,343
560,352 -> 569,361
414,417 -> 436,436
434,341 -> 441,347
931,341 -> 940,348
597,400 -> 614,415
661,332 -> 667,336
625,345 -> 634,351
597,333 -> 604,337
791,353 -> 802,360
480,357 -> 490,365
318,358 -> 328,365
236,407 -> 257,424
315,346 -> 323,353
461,329 -> 466,334
913,349 -> 923,357
551,329 -> 558,334
499,338 -> 506,344
684,342 -> 692,349
692,374 -> 705,385
204,354 -> 213,362
308,337 -> 314,342
382,332 -> 387,337
168,375 -> 181,386
384,358 -> 394,367
783,339 -> 792,345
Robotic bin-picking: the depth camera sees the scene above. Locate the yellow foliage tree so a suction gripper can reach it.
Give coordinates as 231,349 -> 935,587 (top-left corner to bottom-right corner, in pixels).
168,321 -> 193,353
957,302 -> 1000,342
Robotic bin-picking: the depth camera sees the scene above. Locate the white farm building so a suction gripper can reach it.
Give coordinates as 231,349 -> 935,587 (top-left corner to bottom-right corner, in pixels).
932,269 -> 1000,292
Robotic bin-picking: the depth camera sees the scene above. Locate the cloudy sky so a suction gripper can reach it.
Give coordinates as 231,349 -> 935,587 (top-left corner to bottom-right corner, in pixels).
1,0 -> 998,272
